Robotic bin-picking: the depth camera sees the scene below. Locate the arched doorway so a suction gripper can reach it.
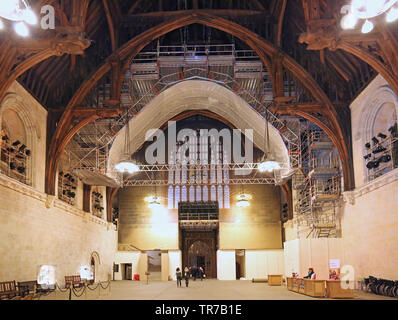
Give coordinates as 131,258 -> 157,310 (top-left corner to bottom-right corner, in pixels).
90,251 -> 101,283
188,241 -> 212,275
181,229 -> 218,278
90,257 -> 95,284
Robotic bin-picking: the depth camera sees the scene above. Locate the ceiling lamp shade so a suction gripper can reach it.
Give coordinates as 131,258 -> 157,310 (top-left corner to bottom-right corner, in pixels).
258,110 -> 281,173
115,115 -> 140,175
236,193 -> 251,208
386,6 -> 398,22
361,19 -> 374,33
340,12 -> 358,29
258,160 -> 282,173
351,0 -> 397,19
340,0 -> 398,33
0,0 -> 37,36
114,158 -> 140,174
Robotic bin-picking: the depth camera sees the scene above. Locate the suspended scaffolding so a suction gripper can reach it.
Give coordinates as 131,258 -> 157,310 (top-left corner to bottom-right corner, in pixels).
68,64 -> 300,187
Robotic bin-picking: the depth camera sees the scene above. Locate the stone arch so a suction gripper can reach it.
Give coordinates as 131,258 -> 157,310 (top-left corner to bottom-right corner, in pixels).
90,251 -> 101,283
358,85 -> 398,144
0,92 -> 41,188
356,84 -> 398,182
107,80 -> 290,177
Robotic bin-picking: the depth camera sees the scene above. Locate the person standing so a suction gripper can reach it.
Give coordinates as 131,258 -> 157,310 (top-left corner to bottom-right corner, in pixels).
176,268 -> 182,288
184,267 -> 190,287
192,266 -> 197,281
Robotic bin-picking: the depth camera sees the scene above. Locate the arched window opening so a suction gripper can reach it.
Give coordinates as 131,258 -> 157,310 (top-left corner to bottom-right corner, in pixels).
92,188 -> 104,219
363,101 -> 398,182
0,110 -> 32,185
58,171 -> 78,206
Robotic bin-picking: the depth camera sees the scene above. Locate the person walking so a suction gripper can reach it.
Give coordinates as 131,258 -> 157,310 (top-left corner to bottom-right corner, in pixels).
198,266 -> 205,281
176,267 -> 182,288
184,267 -> 190,287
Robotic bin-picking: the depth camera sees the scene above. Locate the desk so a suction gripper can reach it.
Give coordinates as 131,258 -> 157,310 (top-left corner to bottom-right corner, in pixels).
292,278 -> 299,292
286,277 -> 294,290
304,279 -> 326,297
268,275 -> 283,286
326,280 -> 354,299
298,278 -> 305,294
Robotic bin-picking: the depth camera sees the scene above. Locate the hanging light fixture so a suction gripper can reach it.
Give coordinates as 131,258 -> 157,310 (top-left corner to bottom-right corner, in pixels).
258,110 -> 281,173
115,114 -> 140,174
0,0 -> 37,36
147,196 -> 161,209
236,185 -> 251,208
237,194 -> 251,208
340,0 -> 398,33
146,173 -> 161,209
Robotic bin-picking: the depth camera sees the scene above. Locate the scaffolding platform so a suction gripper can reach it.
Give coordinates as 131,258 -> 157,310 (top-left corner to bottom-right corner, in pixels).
312,194 -> 340,202
309,141 -> 334,151
308,168 -> 338,178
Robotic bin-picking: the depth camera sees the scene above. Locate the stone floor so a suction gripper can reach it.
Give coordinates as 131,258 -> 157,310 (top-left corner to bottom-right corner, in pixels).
42,280 -> 398,300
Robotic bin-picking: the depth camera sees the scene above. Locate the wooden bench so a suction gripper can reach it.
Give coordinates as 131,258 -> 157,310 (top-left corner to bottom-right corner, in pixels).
0,281 -> 18,300
65,275 -> 84,288
17,281 -> 38,297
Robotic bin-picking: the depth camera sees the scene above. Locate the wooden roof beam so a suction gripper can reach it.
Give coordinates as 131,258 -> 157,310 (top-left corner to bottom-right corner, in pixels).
269,103 -> 324,114
102,0 -> 118,52
124,9 -> 268,20
276,0 -> 287,47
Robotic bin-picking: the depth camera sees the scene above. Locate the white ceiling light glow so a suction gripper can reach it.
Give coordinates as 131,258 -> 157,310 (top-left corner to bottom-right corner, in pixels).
115,116 -> 140,175
114,159 -> 140,174
341,0 -> 398,33
14,21 -> 29,37
236,194 -> 251,208
0,0 -> 37,36
258,110 -> 281,174
258,160 -> 282,173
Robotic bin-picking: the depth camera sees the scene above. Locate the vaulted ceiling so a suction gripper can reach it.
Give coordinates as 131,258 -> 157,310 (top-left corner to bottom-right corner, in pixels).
0,0 -> 397,196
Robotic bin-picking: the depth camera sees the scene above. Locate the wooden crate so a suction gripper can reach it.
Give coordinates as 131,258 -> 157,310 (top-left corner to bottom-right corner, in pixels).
326,280 -> 354,299
268,275 -> 283,286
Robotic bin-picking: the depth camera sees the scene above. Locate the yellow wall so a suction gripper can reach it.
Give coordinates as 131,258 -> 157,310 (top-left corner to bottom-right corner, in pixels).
118,186 -> 179,250
118,184 -> 282,251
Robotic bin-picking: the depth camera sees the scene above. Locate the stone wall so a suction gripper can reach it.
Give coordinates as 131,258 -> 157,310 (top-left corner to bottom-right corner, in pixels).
0,174 -> 117,284
0,82 -> 47,193
341,171 -> 398,279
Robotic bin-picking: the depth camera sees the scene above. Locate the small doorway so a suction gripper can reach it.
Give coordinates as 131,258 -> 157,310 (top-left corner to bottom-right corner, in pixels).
121,263 -> 132,280
147,250 -> 162,281
235,250 -> 246,279
90,257 -> 95,284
